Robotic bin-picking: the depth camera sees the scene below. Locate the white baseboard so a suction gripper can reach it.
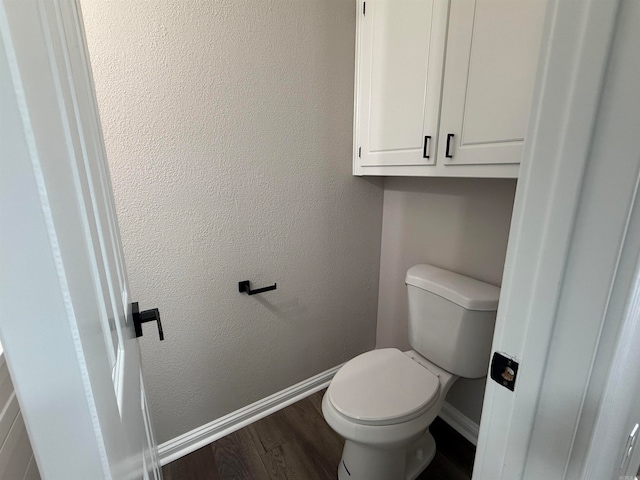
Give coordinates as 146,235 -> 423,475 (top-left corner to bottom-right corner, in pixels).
159,365 -> 480,466
439,401 -> 480,446
158,364 -> 342,466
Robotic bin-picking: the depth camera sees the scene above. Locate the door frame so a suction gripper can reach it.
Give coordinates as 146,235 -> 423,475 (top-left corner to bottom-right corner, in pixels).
473,0 -> 640,478
1,0 -> 161,478
1,9 -> 111,478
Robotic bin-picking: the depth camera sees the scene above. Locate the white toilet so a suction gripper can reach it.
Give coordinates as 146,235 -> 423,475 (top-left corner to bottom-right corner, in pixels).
322,264 -> 500,480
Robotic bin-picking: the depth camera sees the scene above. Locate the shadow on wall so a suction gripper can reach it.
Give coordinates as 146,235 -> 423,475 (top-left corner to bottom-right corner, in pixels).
252,295 -> 309,326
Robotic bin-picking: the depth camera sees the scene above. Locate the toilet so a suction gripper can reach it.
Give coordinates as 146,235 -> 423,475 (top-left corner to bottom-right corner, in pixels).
322,264 -> 500,480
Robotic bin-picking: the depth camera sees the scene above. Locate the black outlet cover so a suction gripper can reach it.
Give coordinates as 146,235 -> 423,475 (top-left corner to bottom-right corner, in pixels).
490,352 -> 519,391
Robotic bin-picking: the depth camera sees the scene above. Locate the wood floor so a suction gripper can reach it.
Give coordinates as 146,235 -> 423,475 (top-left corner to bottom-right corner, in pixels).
163,390 -> 475,480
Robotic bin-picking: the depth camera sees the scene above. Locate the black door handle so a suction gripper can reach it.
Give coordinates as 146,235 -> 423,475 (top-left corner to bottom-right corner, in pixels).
446,133 -> 455,158
423,136 -> 431,159
132,302 -> 164,340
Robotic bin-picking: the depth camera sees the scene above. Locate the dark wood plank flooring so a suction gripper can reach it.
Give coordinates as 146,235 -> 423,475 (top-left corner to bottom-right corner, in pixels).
163,390 -> 475,480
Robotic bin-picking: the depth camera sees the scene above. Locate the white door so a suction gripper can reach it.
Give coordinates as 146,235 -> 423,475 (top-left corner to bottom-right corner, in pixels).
437,0 -> 546,167
1,1 -> 162,479
473,0 -> 640,478
355,0 -> 448,168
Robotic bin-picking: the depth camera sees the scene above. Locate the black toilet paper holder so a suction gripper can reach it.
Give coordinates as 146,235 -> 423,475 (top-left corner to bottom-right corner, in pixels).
238,280 -> 277,296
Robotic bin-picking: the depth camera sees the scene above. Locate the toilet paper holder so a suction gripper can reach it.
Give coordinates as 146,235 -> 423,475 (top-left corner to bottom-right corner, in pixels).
238,280 -> 277,296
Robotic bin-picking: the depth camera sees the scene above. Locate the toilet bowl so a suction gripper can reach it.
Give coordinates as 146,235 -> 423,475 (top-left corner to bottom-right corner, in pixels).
322,348 -> 457,480
322,264 -> 500,480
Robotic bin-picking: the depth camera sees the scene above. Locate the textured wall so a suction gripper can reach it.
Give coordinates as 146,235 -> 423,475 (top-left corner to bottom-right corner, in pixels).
377,177 -> 516,423
80,0 -> 383,443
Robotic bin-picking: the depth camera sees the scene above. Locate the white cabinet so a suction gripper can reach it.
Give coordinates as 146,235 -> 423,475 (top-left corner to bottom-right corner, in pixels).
355,0 -> 448,168
353,0 -> 547,178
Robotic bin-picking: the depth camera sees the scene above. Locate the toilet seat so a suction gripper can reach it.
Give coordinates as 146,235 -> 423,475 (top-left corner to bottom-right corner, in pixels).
328,348 -> 440,426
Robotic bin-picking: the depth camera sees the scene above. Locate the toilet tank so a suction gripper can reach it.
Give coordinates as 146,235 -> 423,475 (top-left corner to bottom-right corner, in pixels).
406,265 -> 500,379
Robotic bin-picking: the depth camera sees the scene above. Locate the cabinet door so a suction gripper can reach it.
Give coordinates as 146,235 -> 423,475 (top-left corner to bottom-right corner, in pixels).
437,0 -> 546,166
355,0 -> 448,168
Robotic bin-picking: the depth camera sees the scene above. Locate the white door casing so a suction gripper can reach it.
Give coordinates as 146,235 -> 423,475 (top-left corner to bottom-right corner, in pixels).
0,1 -> 161,479
473,0 -> 640,478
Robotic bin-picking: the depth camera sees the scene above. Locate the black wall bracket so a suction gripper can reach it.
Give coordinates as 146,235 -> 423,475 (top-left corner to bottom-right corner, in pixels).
132,302 -> 164,341
239,280 -> 277,296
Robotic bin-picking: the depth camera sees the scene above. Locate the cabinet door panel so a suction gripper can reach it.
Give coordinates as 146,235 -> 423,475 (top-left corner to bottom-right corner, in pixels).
356,0 -> 448,167
438,0 -> 546,166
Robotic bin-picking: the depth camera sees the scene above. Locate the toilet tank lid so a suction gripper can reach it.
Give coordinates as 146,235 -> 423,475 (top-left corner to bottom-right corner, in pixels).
405,264 -> 500,311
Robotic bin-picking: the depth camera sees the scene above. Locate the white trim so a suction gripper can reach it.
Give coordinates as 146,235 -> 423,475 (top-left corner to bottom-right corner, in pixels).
583,253 -> 640,478
439,402 -> 479,446
158,363 -> 482,467
576,5 -> 640,478
473,0 -> 640,477
158,364 -> 343,466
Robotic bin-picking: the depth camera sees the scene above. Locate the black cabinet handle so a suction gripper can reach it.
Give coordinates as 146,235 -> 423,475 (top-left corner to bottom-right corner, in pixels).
239,280 -> 277,295
446,133 -> 455,158
132,302 -> 164,341
423,136 -> 431,159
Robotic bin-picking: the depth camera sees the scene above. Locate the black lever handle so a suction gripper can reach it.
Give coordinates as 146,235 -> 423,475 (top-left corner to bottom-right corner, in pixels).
446,133 -> 455,158
132,302 -> 164,340
423,135 -> 431,159
239,280 -> 277,295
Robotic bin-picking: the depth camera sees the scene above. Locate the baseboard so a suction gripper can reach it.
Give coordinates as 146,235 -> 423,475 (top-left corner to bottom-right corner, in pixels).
439,401 -> 480,446
158,364 -> 342,466
159,364 -> 480,465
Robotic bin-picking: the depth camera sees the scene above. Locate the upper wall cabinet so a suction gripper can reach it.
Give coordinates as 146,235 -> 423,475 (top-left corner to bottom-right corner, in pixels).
353,0 -> 547,178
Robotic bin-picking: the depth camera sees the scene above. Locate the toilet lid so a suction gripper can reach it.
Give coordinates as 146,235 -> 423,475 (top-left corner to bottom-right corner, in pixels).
328,348 -> 440,425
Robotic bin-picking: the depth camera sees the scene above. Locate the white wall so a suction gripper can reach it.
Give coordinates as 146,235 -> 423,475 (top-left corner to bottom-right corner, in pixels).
80,0 -> 384,444
377,177 -> 516,423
